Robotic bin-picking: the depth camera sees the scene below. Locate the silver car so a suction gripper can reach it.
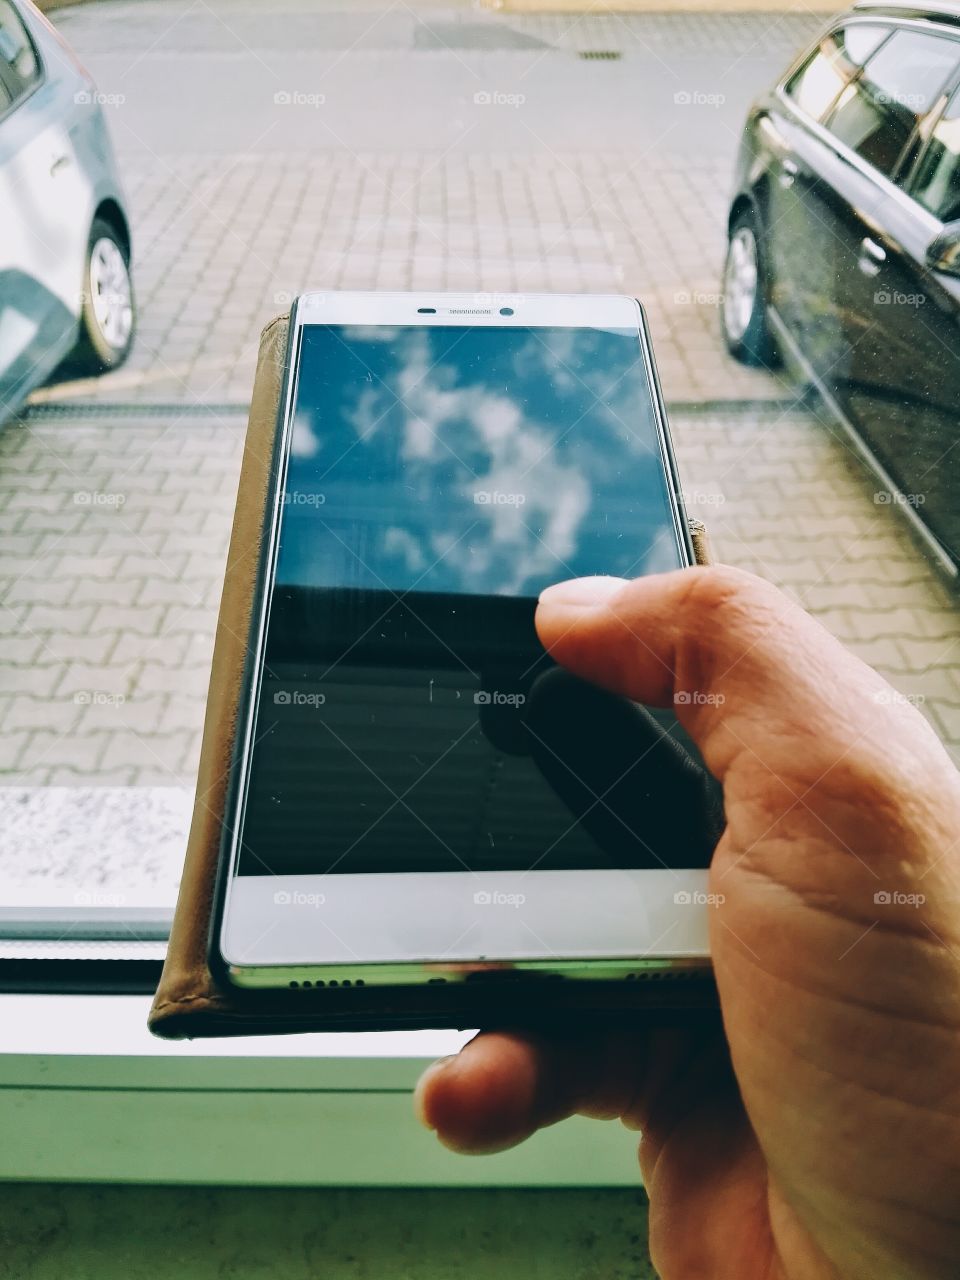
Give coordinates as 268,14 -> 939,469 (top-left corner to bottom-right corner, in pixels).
0,0 -> 135,421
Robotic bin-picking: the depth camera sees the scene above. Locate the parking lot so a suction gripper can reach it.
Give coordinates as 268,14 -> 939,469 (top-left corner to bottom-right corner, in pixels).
2,0 -> 958,905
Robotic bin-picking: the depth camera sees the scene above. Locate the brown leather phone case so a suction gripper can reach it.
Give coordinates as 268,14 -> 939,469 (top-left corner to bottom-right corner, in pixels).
148,316 -> 720,1039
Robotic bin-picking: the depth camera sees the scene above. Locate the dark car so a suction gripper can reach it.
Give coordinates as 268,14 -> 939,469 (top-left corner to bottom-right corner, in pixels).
722,1 -> 960,576
0,0 -> 135,422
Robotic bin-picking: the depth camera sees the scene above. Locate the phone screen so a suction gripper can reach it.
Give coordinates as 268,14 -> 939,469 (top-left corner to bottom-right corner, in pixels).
232,322 -> 718,883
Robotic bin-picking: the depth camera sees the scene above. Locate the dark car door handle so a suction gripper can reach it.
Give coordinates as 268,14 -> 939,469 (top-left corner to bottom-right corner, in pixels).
858,236 -> 887,275
778,158 -> 799,188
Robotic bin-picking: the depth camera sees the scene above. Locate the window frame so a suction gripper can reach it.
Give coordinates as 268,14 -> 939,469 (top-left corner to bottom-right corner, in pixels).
0,905 -> 170,994
0,993 -> 638,1185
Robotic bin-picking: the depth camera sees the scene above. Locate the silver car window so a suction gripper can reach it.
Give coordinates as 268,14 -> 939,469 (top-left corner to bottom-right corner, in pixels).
0,0 -> 38,104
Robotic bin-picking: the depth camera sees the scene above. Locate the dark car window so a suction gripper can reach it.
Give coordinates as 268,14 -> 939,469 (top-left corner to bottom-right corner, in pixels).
0,0 -> 40,104
910,85 -> 960,222
784,25 -> 891,122
823,30 -> 960,178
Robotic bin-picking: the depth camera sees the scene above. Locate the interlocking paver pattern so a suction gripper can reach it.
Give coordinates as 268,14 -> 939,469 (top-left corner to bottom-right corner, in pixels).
1,2 -> 955,904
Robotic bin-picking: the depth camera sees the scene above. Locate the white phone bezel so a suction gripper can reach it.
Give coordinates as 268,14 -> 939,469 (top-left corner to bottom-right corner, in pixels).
218,290 -> 710,988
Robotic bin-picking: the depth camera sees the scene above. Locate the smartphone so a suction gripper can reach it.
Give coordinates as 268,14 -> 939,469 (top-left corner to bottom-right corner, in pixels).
212,291 -> 722,1007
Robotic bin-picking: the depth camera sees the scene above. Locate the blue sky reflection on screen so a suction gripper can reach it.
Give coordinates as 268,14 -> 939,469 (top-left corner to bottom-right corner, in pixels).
276,324 -> 683,596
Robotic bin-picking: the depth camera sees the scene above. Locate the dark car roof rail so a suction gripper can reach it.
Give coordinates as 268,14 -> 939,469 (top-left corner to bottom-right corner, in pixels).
852,0 -> 960,27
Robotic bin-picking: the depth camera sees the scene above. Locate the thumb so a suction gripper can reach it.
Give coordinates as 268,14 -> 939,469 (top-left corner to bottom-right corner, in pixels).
534,566 -> 945,793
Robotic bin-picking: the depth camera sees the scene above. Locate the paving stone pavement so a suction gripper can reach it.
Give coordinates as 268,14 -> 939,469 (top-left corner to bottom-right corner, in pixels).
2,2 -> 956,904
31,0 -> 823,411
2,392 -> 957,904
28,150 -> 784,410
55,4 -> 823,58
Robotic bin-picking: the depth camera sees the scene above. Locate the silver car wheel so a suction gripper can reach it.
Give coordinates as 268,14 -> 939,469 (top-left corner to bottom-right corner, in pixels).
88,237 -> 133,352
723,226 -> 760,343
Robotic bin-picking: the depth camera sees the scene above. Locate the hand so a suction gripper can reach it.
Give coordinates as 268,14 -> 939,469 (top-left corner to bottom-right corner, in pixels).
415,567 -> 960,1280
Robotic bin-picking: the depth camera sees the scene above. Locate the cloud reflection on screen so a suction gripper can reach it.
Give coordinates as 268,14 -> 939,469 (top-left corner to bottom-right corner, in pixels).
277,323 -> 681,597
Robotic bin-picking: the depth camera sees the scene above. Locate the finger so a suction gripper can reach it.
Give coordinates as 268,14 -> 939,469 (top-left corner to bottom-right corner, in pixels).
414,1029 -> 650,1155
413,1026 -> 726,1157
534,566 -> 949,792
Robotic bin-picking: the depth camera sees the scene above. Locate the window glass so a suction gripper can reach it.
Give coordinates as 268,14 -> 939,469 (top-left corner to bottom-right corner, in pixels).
0,0 -> 39,99
911,86 -> 960,221
824,30 -> 959,177
784,25 -> 890,121
2,0 -> 959,999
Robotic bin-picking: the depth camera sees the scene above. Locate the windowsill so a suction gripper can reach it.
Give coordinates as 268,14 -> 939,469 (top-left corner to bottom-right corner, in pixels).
0,994 -> 639,1186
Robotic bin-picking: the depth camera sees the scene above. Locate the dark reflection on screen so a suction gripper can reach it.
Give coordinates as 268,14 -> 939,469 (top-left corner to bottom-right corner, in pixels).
236,324 -> 722,876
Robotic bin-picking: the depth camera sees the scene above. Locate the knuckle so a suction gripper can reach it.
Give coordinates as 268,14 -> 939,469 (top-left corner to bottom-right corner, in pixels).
669,566 -> 788,649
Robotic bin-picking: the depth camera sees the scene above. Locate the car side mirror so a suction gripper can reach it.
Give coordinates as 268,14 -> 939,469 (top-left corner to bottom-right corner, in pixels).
925,220 -> 960,277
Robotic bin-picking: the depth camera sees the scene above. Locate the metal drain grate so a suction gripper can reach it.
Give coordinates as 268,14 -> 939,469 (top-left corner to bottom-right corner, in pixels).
20,401 -> 248,422
17,396 -> 807,424
578,49 -> 622,60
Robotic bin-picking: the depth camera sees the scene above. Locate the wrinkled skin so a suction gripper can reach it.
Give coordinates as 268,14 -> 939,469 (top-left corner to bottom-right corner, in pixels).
415,567 -> 960,1280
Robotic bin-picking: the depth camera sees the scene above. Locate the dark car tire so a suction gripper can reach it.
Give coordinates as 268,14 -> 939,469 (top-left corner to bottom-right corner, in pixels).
68,216 -> 136,375
721,208 -> 779,368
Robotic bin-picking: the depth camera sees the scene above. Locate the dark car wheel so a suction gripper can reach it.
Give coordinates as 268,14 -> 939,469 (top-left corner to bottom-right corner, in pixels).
722,209 -> 779,368
69,216 -> 136,375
